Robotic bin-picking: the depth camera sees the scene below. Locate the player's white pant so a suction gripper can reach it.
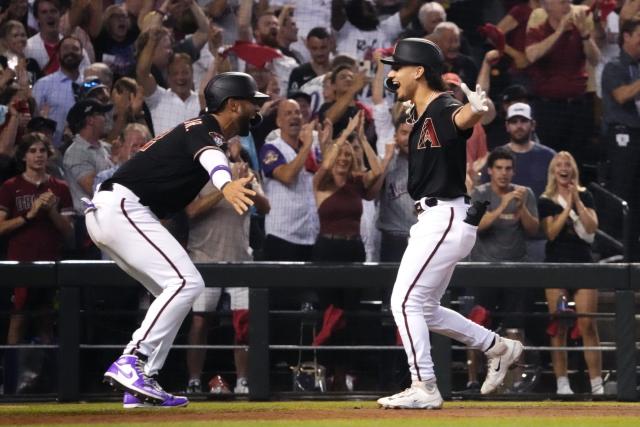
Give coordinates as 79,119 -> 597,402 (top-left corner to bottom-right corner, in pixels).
85,183 -> 204,376
390,198 -> 496,382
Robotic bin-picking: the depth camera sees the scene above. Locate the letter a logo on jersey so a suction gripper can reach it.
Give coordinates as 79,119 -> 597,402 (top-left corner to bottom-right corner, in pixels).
417,118 -> 440,150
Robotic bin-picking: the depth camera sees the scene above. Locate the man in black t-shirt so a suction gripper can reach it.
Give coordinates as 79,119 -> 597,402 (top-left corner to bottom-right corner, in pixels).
376,38 -> 523,410
86,72 -> 267,408
287,27 -> 332,94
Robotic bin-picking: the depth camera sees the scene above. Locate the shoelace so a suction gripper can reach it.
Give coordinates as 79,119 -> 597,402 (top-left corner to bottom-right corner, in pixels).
134,358 -> 168,396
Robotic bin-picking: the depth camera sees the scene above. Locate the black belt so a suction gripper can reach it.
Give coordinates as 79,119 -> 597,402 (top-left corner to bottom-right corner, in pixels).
99,181 -> 114,192
414,196 -> 470,215
319,233 -> 361,241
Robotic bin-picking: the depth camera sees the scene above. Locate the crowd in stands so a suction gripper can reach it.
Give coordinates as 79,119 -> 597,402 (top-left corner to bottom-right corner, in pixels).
0,0 -> 639,397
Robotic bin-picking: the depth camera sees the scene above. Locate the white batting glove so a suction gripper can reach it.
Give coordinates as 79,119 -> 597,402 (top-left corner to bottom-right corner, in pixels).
460,83 -> 489,114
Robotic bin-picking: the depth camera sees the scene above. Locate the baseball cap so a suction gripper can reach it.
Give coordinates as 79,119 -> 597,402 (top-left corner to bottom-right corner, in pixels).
288,90 -> 312,104
67,99 -> 113,131
442,72 -> 462,87
27,116 -> 57,134
506,102 -> 532,121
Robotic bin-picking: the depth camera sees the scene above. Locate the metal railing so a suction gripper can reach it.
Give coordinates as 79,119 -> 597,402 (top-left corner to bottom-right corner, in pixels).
0,261 -> 638,402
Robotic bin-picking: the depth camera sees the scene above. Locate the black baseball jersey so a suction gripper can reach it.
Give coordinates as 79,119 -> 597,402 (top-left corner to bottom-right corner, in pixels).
407,93 -> 472,200
104,114 -> 227,218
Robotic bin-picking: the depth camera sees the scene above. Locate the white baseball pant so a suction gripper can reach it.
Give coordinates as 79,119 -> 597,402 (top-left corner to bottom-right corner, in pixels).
390,197 -> 496,382
85,183 -> 204,376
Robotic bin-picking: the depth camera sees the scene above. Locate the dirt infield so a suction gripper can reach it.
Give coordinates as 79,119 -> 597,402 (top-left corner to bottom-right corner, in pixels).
2,401 -> 640,425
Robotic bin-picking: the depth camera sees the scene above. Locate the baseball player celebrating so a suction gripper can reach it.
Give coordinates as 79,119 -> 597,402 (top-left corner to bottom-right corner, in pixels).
376,39 -> 523,409
85,72 -> 268,408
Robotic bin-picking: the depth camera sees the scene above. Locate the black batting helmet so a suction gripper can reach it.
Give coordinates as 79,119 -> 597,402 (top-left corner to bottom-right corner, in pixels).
381,38 -> 444,73
204,72 -> 270,113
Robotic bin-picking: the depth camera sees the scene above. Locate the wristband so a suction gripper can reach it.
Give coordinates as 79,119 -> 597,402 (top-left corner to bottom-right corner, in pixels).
154,9 -> 166,16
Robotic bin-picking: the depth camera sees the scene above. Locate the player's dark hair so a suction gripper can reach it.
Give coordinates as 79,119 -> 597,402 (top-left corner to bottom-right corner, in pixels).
423,66 -> 446,92
619,19 -> 640,47
307,27 -> 330,40
487,147 -> 514,169
15,132 -> 53,171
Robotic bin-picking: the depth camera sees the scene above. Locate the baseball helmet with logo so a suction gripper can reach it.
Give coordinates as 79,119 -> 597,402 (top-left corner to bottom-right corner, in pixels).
381,38 -> 445,92
204,72 -> 270,113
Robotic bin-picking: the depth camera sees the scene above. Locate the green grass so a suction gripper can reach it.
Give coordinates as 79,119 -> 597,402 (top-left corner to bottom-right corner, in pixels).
1,401 -> 639,427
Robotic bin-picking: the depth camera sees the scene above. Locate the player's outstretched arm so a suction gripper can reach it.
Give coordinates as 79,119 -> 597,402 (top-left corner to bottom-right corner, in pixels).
221,176 -> 256,214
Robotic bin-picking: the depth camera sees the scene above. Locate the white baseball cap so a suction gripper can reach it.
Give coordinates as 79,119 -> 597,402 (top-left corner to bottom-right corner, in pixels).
506,102 -> 532,120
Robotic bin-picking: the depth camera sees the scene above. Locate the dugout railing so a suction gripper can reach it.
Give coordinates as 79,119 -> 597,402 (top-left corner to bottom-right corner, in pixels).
0,261 -> 638,402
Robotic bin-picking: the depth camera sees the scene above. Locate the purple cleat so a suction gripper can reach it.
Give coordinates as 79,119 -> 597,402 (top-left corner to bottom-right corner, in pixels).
123,392 -> 189,409
103,354 -> 167,403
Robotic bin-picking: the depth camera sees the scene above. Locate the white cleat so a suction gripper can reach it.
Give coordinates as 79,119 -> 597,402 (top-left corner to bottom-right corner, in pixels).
377,381 -> 443,409
481,337 -> 524,395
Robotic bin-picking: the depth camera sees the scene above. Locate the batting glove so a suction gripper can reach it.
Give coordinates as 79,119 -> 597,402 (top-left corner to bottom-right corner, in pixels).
460,83 -> 489,114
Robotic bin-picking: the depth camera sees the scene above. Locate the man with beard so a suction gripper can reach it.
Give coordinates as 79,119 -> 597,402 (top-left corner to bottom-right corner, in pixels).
238,2 -> 297,97
25,0 -> 91,75
376,38 -> 522,409
332,0 -> 423,62
32,35 -> 85,148
88,72 -> 266,408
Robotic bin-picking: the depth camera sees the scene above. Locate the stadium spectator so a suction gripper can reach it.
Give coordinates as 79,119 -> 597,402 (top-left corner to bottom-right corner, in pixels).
0,20 -> 42,85
0,0 -> 36,36
466,148 -> 539,392
312,111 -> 382,262
185,138 -> 270,395
237,2 -> 297,97
260,100 -> 318,262
62,98 -> 112,260
31,35 -> 84,147
137,44 -> 200,135
92,4 -> 139,80
287,27 -> 332,94
538,151 -> 602,395
0,132 -> 73,393
602,18 -> 640,260
25,0 -> 91,75
429,21 -> 478,87
318,65 -> 376,145
331,0 -> 422,62
525,0 -> 600,167
268,0 -> 332,63
276,5 -> 303,64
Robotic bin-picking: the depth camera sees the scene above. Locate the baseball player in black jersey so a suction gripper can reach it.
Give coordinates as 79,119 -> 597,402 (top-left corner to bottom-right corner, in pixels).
376,39 -> 523,409
86,72 -> 268,408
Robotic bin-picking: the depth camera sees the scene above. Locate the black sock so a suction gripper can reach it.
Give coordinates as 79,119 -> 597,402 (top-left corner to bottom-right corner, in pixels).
487,336 -> 497,351
133,350 -> 148,363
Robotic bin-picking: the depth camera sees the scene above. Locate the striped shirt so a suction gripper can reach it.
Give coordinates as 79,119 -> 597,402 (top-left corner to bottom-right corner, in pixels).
260,137 -> 318,245
145,86 -> 200,136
